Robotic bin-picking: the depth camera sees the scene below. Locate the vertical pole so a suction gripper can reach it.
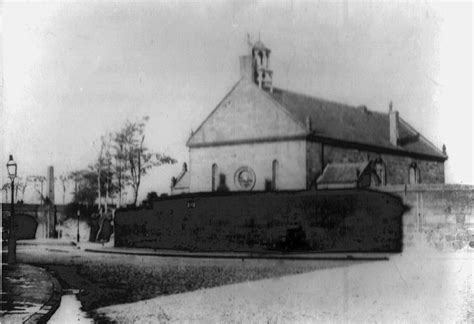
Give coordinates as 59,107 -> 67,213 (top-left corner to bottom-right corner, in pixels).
53,205 -> 57,239
46,205 -> 50,238
420,192 -> 424,231
98,167 -> 101,211
8,180 -> 16,264
77,209 -> 80,243
105,169 -> 109,211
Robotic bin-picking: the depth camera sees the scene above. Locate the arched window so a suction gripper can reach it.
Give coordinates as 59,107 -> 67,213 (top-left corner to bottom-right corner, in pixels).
409,162 -> 420,184
272,160 -> 279,191
374,158 -> 386,186
211,164 -> 218,192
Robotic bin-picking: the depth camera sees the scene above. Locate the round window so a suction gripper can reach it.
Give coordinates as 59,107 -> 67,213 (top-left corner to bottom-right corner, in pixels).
234,166 -> 256,190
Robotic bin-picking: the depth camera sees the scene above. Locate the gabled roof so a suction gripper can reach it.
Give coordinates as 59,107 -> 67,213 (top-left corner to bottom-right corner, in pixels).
270,88 -> 446,160
187,79 -> 306,147
317,162 -> 370,184
187,78 -> 446,161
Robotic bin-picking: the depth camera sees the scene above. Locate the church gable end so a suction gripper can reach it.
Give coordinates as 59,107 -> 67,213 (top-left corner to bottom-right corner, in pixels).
187,80 -> 306,147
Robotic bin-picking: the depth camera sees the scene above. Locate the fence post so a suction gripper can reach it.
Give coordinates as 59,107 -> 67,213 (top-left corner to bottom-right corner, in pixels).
420,191 -> 424,231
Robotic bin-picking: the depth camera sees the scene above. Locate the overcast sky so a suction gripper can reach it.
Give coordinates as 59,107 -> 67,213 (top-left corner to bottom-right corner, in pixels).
1,1 -> 472,203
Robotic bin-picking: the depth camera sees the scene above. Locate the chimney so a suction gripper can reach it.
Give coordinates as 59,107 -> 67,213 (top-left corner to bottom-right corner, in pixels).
239,55 -> 253,81
305,115 -> 312,132
389,101 -> 399,146
47,166 -> 55,204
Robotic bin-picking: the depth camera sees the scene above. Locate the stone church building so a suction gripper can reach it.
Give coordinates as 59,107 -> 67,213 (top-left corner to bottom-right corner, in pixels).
171,40 -> 447,194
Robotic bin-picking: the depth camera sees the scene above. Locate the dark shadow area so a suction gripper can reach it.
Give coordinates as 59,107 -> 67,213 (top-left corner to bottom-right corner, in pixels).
1,213 -> 38,242
115,189 -> 406,253
216,174 -> 229,192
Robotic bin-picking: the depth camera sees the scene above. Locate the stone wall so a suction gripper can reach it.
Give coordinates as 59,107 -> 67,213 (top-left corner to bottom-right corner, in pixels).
306,143 -> 445,186
379,184 -> 474,250
115,189 -> 404,253
1,204 -> 67,239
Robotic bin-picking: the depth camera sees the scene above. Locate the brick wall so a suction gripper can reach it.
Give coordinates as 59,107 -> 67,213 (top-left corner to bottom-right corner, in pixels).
115,190 -> 404,253
306,143 -> 445,185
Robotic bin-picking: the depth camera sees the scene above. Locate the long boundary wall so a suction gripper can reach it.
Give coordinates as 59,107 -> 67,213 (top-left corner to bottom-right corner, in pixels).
114,189 -> 404,253
379,184 -> 474,250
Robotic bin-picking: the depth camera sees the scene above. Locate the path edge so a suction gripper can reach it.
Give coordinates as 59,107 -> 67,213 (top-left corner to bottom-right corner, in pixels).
23,267 -> 62,324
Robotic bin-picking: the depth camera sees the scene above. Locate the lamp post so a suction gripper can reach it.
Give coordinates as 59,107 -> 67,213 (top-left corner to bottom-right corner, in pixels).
7,155 -> 17,264
77,209 -> 80,243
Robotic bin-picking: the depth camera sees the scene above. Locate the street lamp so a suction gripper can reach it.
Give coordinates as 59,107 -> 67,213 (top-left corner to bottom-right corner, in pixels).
7,155 -> 17,264
77,209 -> 80,243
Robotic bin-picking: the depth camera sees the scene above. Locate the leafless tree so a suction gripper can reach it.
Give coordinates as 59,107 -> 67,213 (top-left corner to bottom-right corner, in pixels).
28,175 -> 47,204
58,174 -> 70,204
2,182 -> 10,202
114,116 -> 176,206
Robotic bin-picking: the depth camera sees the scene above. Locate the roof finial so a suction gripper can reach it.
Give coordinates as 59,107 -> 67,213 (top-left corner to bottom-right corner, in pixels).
389,101 -> 393,112
246,33 -> 253,54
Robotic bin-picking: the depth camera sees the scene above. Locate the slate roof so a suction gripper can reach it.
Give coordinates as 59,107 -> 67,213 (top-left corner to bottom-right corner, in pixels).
270,87 -> 446,160
317,162 -> 370,184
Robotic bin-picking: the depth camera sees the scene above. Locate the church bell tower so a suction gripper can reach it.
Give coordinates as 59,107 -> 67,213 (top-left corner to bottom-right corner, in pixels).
240,36 -> 273,92
252,40 -> 273,92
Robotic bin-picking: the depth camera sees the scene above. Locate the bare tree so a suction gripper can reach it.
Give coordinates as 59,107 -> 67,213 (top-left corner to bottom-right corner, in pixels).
2,182 -> 10,202
97,138 -> 105,210
92,133 -> 116,210
19,177 -> 29,201
14,177 -> 24,202
28,175 -> 47,204
68,171 -> 82,199
113,130 -> 131,207
58,174 -> 70,204
102,133 -> 113,210
68,170 -> 97,207
115,117 -> 176,206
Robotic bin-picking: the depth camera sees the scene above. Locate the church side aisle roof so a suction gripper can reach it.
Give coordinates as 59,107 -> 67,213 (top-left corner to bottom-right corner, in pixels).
173,172 -> 190,189
316,162 -> 371,184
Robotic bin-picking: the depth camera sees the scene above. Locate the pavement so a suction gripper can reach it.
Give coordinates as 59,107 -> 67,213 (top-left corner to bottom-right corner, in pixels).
16,238 -> 393,260
76,241 -> 391,261
1,262 -> 62,324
